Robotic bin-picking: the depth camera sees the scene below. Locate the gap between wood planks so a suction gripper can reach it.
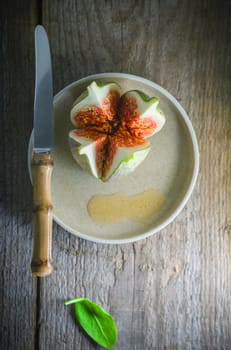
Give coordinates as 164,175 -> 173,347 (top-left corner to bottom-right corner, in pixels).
34,277 -> 41,350
37,0 -> 43,25
34,2 -> 43,350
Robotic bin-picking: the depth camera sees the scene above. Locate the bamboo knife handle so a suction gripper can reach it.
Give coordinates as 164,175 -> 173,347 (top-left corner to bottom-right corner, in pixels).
31,153 -> 53,277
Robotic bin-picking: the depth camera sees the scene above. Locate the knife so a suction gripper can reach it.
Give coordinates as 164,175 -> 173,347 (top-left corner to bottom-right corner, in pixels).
31,25 -> 54,277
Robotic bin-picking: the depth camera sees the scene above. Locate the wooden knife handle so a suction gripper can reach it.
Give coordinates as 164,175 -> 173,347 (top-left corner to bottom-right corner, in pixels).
31,153 -> 53,277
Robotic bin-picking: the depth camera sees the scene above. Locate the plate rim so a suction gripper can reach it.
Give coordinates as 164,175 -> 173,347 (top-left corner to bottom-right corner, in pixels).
28,72 -> 200,244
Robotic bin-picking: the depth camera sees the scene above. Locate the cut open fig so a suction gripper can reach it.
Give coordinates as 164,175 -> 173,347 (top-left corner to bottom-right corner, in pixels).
69,81 -> 165,181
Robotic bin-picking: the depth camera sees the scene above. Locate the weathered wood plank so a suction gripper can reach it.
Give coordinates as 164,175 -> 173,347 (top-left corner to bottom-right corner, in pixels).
38,0 -> 231,349
0,1 -> 38,349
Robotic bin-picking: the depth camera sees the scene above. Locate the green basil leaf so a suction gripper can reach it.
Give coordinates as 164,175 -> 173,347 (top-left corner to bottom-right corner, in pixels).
65,298 -> 117,349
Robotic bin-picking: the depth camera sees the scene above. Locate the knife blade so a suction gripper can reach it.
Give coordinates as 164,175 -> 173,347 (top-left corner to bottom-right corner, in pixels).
31,25 -> 54,277
34,25 -> 54,151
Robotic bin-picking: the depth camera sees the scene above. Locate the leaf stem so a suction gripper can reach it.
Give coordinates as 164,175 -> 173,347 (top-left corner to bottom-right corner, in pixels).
64,297 -> 85,305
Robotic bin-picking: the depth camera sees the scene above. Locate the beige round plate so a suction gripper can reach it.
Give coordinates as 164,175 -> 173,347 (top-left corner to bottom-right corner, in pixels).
29,73 -> 199,244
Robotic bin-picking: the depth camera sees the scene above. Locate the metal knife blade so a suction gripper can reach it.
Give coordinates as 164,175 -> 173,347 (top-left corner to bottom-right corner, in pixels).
31,25 -> 54,277
34,25 -> 54,152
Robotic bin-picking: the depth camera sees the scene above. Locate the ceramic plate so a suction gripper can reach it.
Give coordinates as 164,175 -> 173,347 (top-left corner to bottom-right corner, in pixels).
29,73 -> 199,244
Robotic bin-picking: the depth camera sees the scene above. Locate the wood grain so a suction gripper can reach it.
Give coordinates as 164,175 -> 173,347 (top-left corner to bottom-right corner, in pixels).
0,1 -> 38,349
39,1 -> 231,349
0,0 -> 231,349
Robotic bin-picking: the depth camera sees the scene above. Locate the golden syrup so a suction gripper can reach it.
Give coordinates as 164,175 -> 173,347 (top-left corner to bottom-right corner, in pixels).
87,189 -> 165,223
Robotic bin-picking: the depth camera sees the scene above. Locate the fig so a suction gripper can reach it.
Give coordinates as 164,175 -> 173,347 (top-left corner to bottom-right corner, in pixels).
69,81 -> 165,181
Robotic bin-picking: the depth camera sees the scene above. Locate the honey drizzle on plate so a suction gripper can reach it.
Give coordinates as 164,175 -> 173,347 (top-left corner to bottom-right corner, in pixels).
87,189 -> 165,223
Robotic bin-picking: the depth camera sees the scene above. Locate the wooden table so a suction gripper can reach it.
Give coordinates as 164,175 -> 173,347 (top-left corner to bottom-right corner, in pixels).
1,1 -> 231,349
